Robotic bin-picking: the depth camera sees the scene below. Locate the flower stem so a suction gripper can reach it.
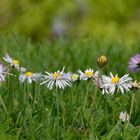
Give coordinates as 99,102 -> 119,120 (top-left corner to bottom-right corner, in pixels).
23,82 -> 27,105
33,82 -> 38,109
126,93 -> 135,128
83,85 -> 89,111
0,95 -> 7,113
96,68 -> 103,109
96,95 -> 103,109
56,88 -> 60,140
7,74 -> 13,112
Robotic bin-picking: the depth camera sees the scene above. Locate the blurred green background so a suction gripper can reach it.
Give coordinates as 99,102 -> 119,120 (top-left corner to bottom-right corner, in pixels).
1,0 -> 140,44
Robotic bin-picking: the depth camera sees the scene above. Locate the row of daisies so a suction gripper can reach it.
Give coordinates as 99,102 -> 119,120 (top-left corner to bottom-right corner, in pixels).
0,54 -> 139,95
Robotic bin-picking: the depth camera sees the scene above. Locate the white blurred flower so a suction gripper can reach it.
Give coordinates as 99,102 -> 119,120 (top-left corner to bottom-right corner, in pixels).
78,68 -> 98,80
93,77 -> 109,95
101,73 -> 132,94
0,63 -> 7,82
3,54 -> 26,72
65,73 -> 79,82
19,71 -> 41,84
41,68 -> 72,90
119,111 -> 130,122
70,74 -> 79,81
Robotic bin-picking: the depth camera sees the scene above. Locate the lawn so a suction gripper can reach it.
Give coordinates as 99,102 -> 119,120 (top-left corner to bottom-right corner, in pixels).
0,34 -> 140,140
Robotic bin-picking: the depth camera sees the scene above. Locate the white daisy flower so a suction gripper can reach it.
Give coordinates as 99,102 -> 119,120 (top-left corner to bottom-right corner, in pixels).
78,68 -> 98,80
70,74 -> 79,81
0,63 -> 7,82
41,68 -> 72,90
101,73 -> 132,94
119,111 -> 130,122
65,73 -> 79,82
19,71 -> 41,84
93,77 -> 109,95
3,54 -> 26,72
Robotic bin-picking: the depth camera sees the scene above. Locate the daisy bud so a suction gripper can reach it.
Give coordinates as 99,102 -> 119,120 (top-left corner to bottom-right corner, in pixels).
97,55 -> 107,68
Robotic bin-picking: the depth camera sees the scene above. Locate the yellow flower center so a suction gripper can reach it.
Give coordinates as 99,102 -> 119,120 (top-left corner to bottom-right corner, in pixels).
25,71 -> 32,77
12,59 -> 19,65
111,76 -> 120,84
132,82 -> 138,88
71,74 -> 78,80
52,72 -> 60,79
85,71 -> 93,78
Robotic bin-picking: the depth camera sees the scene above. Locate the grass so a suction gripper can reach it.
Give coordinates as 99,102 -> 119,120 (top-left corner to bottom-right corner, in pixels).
0,34 -> 140,139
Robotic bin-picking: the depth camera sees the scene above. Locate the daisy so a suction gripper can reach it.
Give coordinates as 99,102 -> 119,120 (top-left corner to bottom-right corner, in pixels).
93,77 -> 109,95
78,68 -> 98,80
41,68 -> 72,90
19,71 -> 41,84
128,54 -> 140,72
0,63 -> 8,82
119,111 -> 130,122
101,73 -> 132,94
70,74 -> 79,81
65,73 -> 79,82
3,54 -> 26,72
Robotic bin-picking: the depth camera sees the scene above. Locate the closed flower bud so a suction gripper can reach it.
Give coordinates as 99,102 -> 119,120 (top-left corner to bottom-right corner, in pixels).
97,55 -> 107,68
